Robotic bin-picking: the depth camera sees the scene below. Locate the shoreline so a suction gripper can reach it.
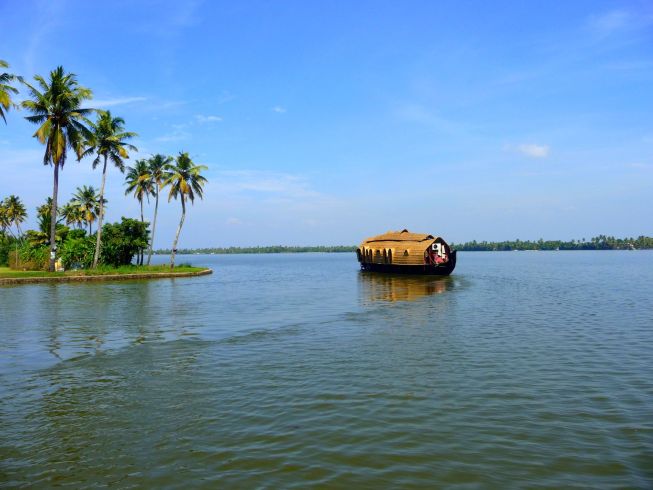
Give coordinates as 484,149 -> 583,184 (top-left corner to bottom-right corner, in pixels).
0,268 -> 213,286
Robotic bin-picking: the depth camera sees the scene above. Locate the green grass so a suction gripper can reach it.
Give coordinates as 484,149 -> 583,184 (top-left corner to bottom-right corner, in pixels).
0,265 -> 206,278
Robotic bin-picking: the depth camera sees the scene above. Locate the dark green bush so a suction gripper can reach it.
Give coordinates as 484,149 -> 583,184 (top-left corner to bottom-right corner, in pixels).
100,218 -> 149,267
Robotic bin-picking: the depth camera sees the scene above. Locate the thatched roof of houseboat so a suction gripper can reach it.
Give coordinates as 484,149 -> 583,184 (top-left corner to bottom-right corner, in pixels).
359,229 -> 446,250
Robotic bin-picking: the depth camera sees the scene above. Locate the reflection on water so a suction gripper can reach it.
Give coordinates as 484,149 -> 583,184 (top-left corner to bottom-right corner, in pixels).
358,271 -> 454,303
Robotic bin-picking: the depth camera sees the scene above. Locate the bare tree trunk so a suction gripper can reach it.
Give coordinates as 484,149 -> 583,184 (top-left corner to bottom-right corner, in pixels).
92,156 -> 108,268
49,163 -> 59,272
146,184 -> 159,266
170,195 -> 185,269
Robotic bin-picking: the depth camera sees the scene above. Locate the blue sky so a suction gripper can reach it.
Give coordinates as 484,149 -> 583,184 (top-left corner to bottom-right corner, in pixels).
1,0 -> 652,247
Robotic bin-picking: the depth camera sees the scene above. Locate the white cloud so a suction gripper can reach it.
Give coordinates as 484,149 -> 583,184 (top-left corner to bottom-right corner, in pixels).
505,143 -> 550,159
195,114 -> 223,123
226,217 -> 242,225
272,106 -> 287,113
92,96 -> 147,108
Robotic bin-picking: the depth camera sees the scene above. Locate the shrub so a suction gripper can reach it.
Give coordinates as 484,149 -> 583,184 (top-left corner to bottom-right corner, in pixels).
60,235 -> 95,269
9,242 -> 49,270
100,217 -> 149,267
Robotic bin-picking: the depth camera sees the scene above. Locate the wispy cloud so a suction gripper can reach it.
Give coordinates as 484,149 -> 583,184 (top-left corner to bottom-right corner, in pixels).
226,217 -> 242,225
195,114 -> 223,124
505,143 -> 550,159
215,170 -> 319,198
155,124 -> 191,142
92,96 -> 147,108
272,106 -> 287,113
587,10 -> 631,37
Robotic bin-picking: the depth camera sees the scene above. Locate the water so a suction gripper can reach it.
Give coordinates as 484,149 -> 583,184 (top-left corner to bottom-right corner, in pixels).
1,252 -> 652,488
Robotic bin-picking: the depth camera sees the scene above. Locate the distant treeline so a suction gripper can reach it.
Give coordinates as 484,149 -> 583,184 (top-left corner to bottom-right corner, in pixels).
451,235 -> 653,251
154,245 -> 357,255
153,235 -> 653,255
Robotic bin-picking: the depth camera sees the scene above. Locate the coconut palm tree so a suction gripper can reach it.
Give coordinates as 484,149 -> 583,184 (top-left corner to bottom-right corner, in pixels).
0,60 -> 20,124
71,185 -> 103,234
0,200 -> 12,235
60,201 -> 85,230
21,66 -> 94,271
163,152 -> 207,268
4,195 -> 27,236
145,154 -> 171,265
81,110 -> 137,268
124,159 -> 154,265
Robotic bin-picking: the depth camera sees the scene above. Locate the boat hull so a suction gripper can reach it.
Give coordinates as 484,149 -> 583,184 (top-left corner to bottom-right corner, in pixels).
360,251 -> 457,276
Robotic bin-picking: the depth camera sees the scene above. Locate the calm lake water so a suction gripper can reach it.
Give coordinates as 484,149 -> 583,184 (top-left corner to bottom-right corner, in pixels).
1,252 -> 652,488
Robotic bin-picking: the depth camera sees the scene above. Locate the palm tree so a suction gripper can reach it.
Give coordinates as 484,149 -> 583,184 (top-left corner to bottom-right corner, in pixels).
145,154 -> 171,265
71,185 -> 103,234
0,60 -> 20,124
4,195 -> 27,236
0,200 -> 12,235
60,201 -> 85,230
124,159 -> 154,265
163,152 -> 207,268
82,110 -> 137,268
21,66 -> 94,271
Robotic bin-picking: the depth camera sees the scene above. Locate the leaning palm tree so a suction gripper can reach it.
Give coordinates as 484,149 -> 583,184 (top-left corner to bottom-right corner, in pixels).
145,154 -> 172,265
163,152 -> 207,268
124,159 -> 154,265
71,185 -> 103,234
21,66 -> 93,271
4,195 -> 27,236
0,60 -> 20,124
82,110 -> 137,267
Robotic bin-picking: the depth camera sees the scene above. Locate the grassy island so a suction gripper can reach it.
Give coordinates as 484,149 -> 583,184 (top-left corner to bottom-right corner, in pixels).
0,265 -> 212,285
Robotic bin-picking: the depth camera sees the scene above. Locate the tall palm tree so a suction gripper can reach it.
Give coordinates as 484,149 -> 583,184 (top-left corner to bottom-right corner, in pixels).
82,110 -> 137,268
145,154 -> 171,265
163,152 -> 207,268
21,66 -> 93,271
124,159 -> 154,265
4,195 -> 27,236
0,60 -> 20,124
71,185 -> 103,234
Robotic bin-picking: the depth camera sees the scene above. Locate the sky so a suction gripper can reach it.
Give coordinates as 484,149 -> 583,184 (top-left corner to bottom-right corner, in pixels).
1,0 -> 652,247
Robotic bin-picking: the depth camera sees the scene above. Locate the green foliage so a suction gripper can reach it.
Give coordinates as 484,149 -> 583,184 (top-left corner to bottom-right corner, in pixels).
100,217 -> 149,267
0,232 -> 18,266
450,235 -> 653,251
14,242 -> 49,270
60,234 -> 94,269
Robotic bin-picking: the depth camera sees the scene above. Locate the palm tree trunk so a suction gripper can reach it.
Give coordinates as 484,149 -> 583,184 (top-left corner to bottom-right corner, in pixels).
146,184 -> 159,266
170,195 -> 185,269
49,162 -> 59,272
92,156 -> 108,268
139,199 -> 144,265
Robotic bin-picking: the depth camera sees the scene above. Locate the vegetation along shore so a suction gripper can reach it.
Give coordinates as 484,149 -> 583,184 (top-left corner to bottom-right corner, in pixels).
0,61 -> 207,273
153,235 -> 653,255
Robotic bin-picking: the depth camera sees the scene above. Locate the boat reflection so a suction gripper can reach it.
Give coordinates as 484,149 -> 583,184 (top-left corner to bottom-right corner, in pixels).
358,272 -> 454,303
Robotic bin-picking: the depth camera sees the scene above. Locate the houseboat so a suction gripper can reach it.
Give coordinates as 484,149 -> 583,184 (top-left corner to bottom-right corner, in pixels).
357,229 -> 457,275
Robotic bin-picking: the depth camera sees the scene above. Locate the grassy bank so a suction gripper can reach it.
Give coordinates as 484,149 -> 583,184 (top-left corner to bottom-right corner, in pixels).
0,265 -> 212,284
